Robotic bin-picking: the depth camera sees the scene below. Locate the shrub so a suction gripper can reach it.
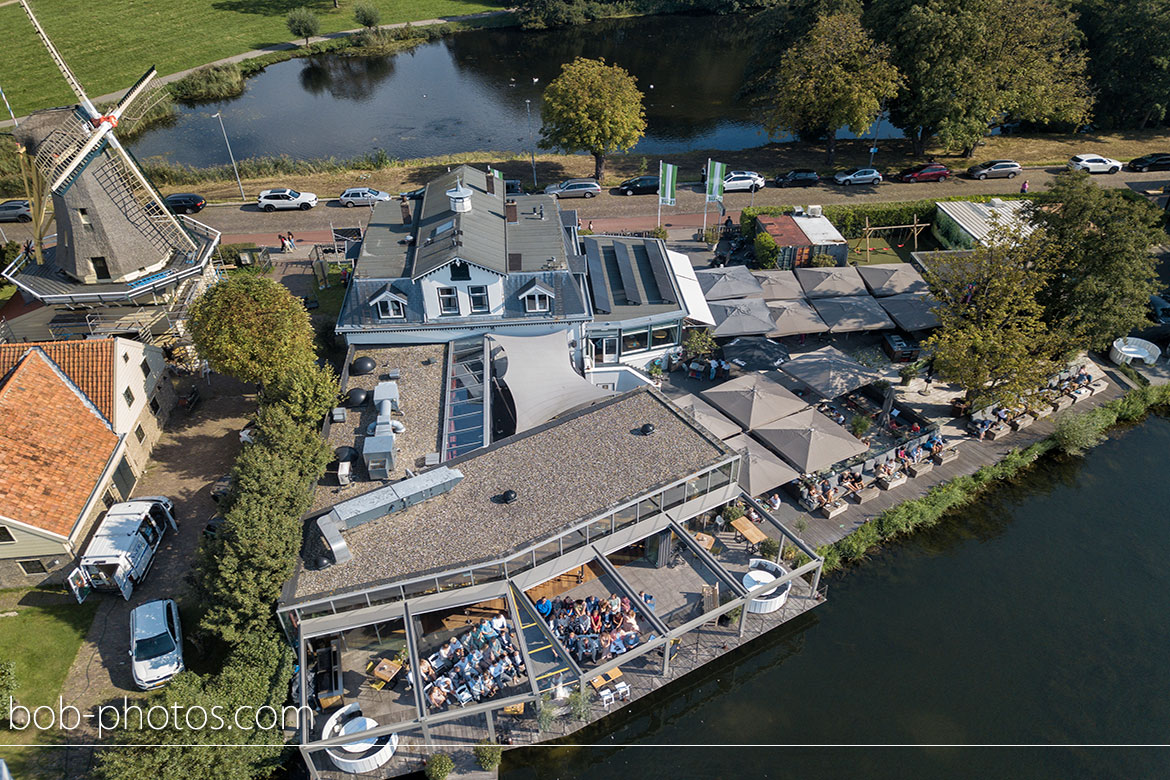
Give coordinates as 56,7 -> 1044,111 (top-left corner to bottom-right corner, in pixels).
567,688 -> 592,721
849,415 -> 871,437
425,752 -> 455,780
809,254 -> 838,268
260,362 -> 340,425
753,231 -> 779,269
536,694 -> 557,732
650,224 -> 668,240
758,537 -> 780,560
168,64 -> 244,103
0,660 -> 16,722
286,7 -> 320,46
1052,409 -> 1110,456
683,328 -> 717,358
474,740 -> 503,771
353,1 -> 381,28
216,242 -> 258,267
702,225 -> 720,245
723,503 -> 745,522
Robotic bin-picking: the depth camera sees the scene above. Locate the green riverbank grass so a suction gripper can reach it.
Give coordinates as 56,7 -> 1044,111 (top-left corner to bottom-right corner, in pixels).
815,385 -> 1170,573
0,0 -> 507,116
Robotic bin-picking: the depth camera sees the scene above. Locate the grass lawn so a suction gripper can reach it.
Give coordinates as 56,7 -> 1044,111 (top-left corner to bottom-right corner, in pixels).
847,232 -> 941,265
0,587 -> 98,778
0,0 -> 507,116
312,265 -> 349,319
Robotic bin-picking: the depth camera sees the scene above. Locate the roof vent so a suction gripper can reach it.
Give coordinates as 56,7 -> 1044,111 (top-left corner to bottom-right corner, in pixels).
988,198 -> 1007,209
501,489 -> 518,504
346,388 -> 368,408
640,423 -> 656,436
334,445 -> 358,462
447,181 -> 473,213
351,356 -> 376,375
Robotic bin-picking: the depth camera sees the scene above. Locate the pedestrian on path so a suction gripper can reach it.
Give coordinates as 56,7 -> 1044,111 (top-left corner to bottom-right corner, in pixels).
288,231 -> 297,249
278,233 -> 290,252
587,221 -> 593,232
1020,179 -> 1029,194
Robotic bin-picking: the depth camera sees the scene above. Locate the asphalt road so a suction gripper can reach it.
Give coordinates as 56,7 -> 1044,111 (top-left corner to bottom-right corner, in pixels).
2,166 -> 1167,245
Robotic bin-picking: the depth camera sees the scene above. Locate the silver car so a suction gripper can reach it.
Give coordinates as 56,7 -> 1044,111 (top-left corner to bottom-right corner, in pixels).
966,160 -> 1022,180
339,187 -> 392,207
0,199 -> 31,223
833,168 -> 882,186
544,179 -> 602,199
129,598 -> 184,690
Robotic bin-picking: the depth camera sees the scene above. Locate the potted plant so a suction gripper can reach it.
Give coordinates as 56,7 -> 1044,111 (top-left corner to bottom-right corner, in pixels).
535,693 -> 557,733
474,739 -> 503,771
899,362 -> 919,386
849,415 -> 872,438
425,752 -> 455,780
567,688 -> 592,722
703,225 -> 720,247
758,537 -> 780,561
718,605 -> 743,626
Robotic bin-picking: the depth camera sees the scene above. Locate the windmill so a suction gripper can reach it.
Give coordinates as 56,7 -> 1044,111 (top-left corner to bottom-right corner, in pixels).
13,0 -> 197,283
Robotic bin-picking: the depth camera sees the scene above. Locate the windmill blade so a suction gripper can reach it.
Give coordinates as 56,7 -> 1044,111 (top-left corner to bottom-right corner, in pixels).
18,0 -> 97,116
32,108 -> 107,195
110,67 -> 159,121
96,137 -> 198,254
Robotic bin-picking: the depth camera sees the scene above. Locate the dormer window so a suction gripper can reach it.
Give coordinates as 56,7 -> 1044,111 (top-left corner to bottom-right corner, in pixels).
450,260 -> 471,281
518,280 -> 556,314
378,299 -> 405,318
525,293 -> 550,313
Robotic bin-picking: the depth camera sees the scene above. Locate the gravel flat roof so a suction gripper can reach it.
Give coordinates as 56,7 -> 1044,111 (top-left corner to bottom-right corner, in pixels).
289,387 -> 732,604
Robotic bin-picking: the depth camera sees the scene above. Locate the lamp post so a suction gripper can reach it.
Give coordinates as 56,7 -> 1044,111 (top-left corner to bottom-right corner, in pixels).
525,98 -> 537,189
212,112 -> 246,202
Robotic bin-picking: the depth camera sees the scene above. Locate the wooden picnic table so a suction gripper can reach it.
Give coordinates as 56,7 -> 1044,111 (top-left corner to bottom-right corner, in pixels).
372,658 -> 401,684
693,532 -> 716,551
590,667 -> 624,691
730,517 -> 769,551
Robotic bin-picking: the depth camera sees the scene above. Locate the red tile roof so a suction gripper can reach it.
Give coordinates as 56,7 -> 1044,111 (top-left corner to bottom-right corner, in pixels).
0,349 -> 120,538
0,340 -> 115,421
758,216 -> 813,249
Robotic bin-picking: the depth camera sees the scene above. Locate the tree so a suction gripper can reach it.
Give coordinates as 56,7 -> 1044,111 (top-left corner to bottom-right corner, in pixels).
923,224 -> 1060,408
354,1 -> 381,29
286,7 -> 320,47
260,361 -> 340,425
1028,171 -> 1164,354
683,327 -> 717,358
189,274 -> 316,386
753,231 -> 780,269
1077,0 -> 1170,129
761,12 -> 901,165
540,57 -> 646,181
870,0 -> 1092,156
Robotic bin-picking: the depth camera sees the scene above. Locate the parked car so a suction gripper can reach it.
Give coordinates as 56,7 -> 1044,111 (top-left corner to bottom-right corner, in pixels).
898,163 -> 952,182
617,175 -> 659,196
0,199 -> 31,222
339,187 -> 392,207
163,193 -> 205,214
774,169 -> 820,188
203,514 -> 226,538
256,188 -> 318,211
722,171 -> 766,193
966,160 -> 1022,180
1127,153 -> 1170,173
544,179 -> 602,199
833,168 -> 882,186
1067,154 -> 1122,174
210,474 -> 233,504
505,179 -> 524,196
129,598 -> 184,690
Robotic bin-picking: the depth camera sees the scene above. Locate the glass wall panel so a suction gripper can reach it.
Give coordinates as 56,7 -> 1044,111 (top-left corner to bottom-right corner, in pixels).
533,538 -> 562,569
710,461 -> 733,490
366,585 -> 405,608
402,578 -> 439,602
663,482 -> 687,510
637,493 -> 662,521
436,571 -> 474,592
504,551 -> 534,577
686,471 -> 710,501
560,527 -> 589,556
588,514 -> 613,542
473,563 -> 506,585
613,502 -> 638,531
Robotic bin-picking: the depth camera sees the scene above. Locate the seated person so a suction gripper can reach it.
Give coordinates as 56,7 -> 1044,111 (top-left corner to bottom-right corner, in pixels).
489,658 -> 509,684
510,647 -> 526,673
437,643 -> 455,667
590,610 -> 603,634
842,471 -> 864,492
620,596 -> 632,613
896,448 -> 909,466
535,597 -> 552,618
584,595 -> 599,613
620,611 -> 639,635
607,593 -> 622,614
907,444 -> 922,463
468,648 -> 484,670
479,672 -> 498,698
819,478 -> 832,496
490,612 -> 508,635
418,657 -> 437,683
823,486 -> 838,504
1075,367 -> 1091,386
640,590 -> 656,611
769,493 -> 783,511
479,618 -> 498,639
553,611 -> 571,634
608,634 -> 627,656
427,683 -> 448,708
746,507 -> 762,524
468,674 -> 485,700
435,675 -> 454,694
454,655 -> 472,679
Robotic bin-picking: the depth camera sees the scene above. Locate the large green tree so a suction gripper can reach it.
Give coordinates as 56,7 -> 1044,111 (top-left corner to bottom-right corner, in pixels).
761,12 -> 901,165
924,224 -> 1060,408
1077,0 -> 1170,129
189,274 -> 316,386
539,57 -> 646,181
1028,171 -> 1164,354
869,0 -> 1092,155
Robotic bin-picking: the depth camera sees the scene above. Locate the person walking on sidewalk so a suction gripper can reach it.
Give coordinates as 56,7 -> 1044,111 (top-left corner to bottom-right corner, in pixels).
1020,180 -> 1029,194
287,231 -> 297,249
278,233 -> 290,252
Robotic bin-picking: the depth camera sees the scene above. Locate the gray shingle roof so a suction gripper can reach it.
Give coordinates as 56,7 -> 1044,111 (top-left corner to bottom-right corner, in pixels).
584,236 -> 685,324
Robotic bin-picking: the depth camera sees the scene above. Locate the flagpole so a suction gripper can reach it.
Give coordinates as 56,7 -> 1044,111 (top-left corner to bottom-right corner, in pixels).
702,158 -> 710,235
657,161 -> 662,228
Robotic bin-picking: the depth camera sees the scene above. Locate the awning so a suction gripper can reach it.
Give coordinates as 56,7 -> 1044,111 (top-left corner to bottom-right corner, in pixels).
488,331 -> 614,433
795,266 -> 867,298
702,372 -> 807,429
721,336 -> 790,370
725,433 -> 799,495
810,296 -> 896,333
695,265 -> 765,301
767,299 -> 829,337
753,408 -> 869,473
856,263 -> 930,297
778,345 -> 881,399
666,249 -> 716,325
752,269 -> 804,301
669,392 -> 743,439
709,298 -> 777,337
878,293 -> 941,331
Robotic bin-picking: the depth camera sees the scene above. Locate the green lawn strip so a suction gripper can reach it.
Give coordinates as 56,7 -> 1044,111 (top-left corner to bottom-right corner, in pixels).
312,266 -> 348,319
0,0 -> 506,116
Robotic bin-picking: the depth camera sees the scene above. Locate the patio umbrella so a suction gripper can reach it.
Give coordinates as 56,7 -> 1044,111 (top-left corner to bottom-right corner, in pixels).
702,372 -> 808,430
725,433 -> 799,495
810,296 -> 896,333
695,265 -> 764,301
753,408 -> 869,473
878,293 -> 941,331
766,299 -> 829,338
720,336 -> 790,370
856,263 -> 930,297
708,298 -> 777,337
794,265 -> 867,298
752,269 -> 804,301
778,345 -> 881,399
669,392 -> 744,439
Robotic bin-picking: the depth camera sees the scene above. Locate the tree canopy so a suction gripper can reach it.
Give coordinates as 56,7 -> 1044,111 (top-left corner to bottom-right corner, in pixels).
1077,0 -> 1170,129
761,12 -> 901,165
189,274 -> 316,386
286,7 -> 320,47
539,57 -> 646,180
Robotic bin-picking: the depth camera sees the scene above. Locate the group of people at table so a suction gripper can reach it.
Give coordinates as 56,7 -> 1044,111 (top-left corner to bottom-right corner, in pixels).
535,592 -> 653,665
971,366 -> 1094,440
413,614 -> 525,709
797,432 -> 948,509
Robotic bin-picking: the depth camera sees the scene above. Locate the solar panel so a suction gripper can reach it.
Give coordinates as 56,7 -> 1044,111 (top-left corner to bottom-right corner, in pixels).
584,240 -> 611,314
508,253 -> 522,272
613,241 -> 643,305
645,241 -> 678,304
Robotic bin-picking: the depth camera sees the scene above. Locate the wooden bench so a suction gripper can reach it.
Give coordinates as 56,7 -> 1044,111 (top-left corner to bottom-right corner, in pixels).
932,448 -> 959,465
1011,415 -> 1033,431
1088,379 -> 1108,396
907,461 -> 933,477
851,486 -> 880,504
820,500 -> 848,519
1031,405 -> 1052,419
1051,396 -> 1074,412
985,424 -> 1009,441
878,473 -> 907,490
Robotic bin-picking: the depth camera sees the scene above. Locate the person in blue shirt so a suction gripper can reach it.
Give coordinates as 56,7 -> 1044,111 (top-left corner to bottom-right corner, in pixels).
639,590 -> 656,611
479,619 -> 498,639
469,674 -> 484,700
535,597 -> 552,618
608,635 -> 626,656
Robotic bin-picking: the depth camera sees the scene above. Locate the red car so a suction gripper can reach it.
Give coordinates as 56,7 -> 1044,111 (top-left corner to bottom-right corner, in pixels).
898,163 -> 951,182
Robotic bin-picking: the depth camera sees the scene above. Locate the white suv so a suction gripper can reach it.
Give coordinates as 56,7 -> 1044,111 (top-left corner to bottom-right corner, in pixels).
130,598 -> 184,690
1067,154 -> 1122,174
722,171 -> 766,192
257,188 -> 318,211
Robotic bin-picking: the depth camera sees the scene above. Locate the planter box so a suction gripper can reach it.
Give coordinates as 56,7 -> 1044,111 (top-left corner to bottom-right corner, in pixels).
985,425 -> 1008,441
1089,379 -> 1108,396
820,500 -> 848,519
1010,415 -> 1033,431
907,461 -> 933,477
1051,396 -> 1074,412
852,486 -> 880,504
878,473 -> 907,490
1031,405 -> 1052,419
932,448 -> 959,465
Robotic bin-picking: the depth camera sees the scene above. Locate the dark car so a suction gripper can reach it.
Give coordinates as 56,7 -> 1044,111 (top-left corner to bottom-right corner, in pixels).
203,514 -> 226,538
774,169 -> 820,188
898,163 -> 952,182
505,179 -> 524,196
164,193 -> 206,214
1127,153 -> 1170,172
210,474 -> 233,504
617,175 -> 659,196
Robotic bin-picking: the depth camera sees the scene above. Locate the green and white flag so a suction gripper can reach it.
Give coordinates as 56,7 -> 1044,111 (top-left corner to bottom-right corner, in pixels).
658,161 -> 678,206
488,167 -> 504,180
706,160 -> 727,203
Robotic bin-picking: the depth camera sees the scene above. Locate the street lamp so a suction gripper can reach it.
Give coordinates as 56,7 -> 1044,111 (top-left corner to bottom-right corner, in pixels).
525,98 -> 537,189
212,111 -> 246,202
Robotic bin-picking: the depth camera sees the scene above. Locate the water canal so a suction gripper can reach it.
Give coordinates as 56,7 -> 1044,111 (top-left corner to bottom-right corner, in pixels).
501,415 -> 1170,778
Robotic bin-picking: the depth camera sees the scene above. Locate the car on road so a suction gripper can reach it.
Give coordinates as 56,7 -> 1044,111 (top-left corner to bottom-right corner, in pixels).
966,160 -> 1022,180
163,193 -> 206,214
1127,153 -> 1170,173
833,168 -> 882,186
544,179 -> 602,199
0,199 -> 31,222
774,169 -> 820,188
339,187 -> 392,207
129,598 -> 184,690
897,163 -> 952,182
722,171 -> 766,193
505,179 -> 524,196
617,175 -> 659,196
256,188 -> 318,211
1067,154 -> 1122,174
203,514 -> 226,538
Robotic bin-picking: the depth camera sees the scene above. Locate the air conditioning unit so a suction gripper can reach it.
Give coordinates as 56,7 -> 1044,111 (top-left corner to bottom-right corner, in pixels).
337,460 -> 352,486
807,205 -> 823,217
331,407 -> 347,423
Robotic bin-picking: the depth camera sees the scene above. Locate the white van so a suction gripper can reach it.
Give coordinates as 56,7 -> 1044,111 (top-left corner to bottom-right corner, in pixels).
67,497 -> 176,603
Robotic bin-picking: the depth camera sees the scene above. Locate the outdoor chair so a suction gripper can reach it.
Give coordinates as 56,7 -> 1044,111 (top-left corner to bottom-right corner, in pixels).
599,688 -> 616,708
454,685 -> 473,707
614,681 -> 631,701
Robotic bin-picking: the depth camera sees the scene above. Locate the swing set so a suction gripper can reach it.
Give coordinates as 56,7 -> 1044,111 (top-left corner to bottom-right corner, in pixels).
849,215 -> 929,263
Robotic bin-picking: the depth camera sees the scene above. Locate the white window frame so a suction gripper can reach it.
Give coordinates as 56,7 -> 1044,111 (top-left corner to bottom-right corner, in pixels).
438,287 -> 460,316
0,525 -> 15,544
378,299 -> 405,319
468,285 -> 490,314
524,293 -> 550,313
